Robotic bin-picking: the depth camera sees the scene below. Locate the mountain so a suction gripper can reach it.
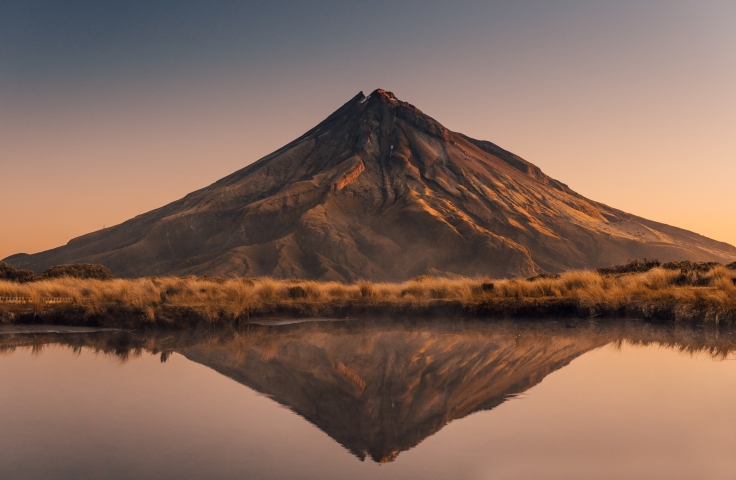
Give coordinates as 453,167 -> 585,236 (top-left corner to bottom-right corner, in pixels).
178,321 -> 607,463
6,89 -> 735,280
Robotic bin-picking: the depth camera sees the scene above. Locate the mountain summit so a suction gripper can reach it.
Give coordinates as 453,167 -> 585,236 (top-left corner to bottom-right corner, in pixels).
7,89 -> 736,280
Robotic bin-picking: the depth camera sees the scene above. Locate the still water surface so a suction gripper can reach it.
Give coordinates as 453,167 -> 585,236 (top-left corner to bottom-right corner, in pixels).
1,320 -> 735,479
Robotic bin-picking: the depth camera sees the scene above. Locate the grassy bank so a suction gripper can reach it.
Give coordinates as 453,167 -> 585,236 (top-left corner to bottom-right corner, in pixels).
1,262 -> 735,328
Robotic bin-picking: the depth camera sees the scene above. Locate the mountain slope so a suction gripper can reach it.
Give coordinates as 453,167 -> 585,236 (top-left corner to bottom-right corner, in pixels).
6,89 -> 736,280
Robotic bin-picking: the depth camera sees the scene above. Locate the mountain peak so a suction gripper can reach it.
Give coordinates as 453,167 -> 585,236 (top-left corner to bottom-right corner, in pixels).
5,90 -> 735,279
356,89 -> 413,110
369,88 -> 399,103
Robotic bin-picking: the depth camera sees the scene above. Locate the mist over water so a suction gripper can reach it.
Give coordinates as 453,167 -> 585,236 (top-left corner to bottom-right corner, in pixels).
1,320 -> 735,479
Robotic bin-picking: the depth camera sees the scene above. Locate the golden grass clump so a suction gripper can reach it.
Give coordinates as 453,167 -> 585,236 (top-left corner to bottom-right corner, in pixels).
1,261 -> 735,326
255,278 -> 278,302
358,281 -> 376,300
327,284 -> 349,299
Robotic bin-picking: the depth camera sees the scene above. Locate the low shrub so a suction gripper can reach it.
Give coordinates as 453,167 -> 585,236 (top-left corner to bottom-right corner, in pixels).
662,261 -> 720,273
671,270 -> 712,287
597,259 -> 660,275
0,262 -> 37,283
39,264 -> 113,280
527,273 -> 560,282
0,262 -> 114,283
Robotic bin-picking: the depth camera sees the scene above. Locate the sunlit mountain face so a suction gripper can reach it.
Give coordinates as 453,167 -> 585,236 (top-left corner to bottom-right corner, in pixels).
5,90 -> 735,280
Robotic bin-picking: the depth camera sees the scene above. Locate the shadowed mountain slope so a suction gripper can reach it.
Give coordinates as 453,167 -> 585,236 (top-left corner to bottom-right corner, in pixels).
7,89 -> 735,280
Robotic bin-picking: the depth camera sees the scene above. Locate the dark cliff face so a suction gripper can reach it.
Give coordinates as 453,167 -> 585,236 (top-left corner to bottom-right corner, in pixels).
6,89 -> 736,279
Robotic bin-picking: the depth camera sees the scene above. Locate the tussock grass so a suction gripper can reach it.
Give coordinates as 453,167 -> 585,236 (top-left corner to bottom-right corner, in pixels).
0,264 -> 735,327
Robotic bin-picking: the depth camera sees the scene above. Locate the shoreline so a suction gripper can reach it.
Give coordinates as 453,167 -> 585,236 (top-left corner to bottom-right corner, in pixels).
2,289 -> 735,329
1,263 -> 735,329
1,317 -> 734,362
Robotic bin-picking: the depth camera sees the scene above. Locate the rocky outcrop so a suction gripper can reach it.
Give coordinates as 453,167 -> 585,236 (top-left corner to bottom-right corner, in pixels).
332,158 -> 365,191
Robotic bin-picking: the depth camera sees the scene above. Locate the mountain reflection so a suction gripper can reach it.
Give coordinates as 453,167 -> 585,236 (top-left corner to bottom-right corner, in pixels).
1,320 -> 734,463
179,322 -> 605,462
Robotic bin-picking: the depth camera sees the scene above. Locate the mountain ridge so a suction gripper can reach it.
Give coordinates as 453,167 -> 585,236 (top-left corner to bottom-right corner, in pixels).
6,89 -> 736,280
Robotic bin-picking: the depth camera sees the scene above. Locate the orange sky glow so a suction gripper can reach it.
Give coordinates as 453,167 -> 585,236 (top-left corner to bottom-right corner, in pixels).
1,1 -> 734,260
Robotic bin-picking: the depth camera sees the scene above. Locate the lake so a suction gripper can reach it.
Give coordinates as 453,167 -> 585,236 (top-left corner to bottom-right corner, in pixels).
1,320 -> 735,479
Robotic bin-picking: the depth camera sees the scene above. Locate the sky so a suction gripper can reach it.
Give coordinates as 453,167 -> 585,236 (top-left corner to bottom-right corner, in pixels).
1,0 -> 735,259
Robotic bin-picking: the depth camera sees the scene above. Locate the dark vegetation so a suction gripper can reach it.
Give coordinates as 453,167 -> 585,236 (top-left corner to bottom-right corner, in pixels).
0,262 -> 113,283
527,273 -> 561,282
595,258 -> 723,275
0,262 -> 36,283
596,258 -> 662,275
597,258 -> 725,286
39,263 -> 113,281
